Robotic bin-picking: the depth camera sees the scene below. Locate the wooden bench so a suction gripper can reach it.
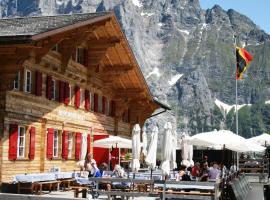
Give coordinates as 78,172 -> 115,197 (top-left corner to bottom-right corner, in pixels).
34,180 -> 61,194
60,178 -> 75,191
70,186 -> 88,198
17,182 -> 35,194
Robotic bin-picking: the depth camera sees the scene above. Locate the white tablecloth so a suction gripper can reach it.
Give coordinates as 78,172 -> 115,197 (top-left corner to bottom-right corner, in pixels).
14,173 -> 56,183
54,172 -> 79,179
155,183 -> 214,190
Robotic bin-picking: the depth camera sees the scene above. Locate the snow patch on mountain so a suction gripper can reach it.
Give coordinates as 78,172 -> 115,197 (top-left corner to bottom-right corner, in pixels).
146,67 -> 161,79
132,0 -> 143,8
266,100 -> 270,104
215,99 -> 252,115
168,74 -> 183,86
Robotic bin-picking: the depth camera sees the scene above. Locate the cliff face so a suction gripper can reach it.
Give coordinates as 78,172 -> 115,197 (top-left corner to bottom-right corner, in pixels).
1,0 -> 270,137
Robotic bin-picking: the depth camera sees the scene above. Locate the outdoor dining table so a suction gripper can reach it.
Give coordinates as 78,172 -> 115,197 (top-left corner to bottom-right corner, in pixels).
14,173 -> 56,183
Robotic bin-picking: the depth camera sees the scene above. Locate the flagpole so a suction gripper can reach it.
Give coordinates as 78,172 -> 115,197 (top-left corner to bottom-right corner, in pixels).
234,35 -> 239,171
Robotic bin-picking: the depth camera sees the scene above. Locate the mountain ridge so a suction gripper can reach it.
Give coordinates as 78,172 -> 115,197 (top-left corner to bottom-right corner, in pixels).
0,0 -> 269,137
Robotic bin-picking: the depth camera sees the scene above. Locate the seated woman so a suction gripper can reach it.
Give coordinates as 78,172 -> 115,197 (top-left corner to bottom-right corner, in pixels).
108,165 -> 129,190
91,160 -> 102,177
176,165 -> 191,181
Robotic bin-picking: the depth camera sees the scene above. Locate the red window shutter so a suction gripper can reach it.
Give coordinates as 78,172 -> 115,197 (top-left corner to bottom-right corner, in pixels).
74,86 -> 80,109
47,128 -> 54,160
9,124 -> 18,161
94,93 -> 98,112
110,100 -> 115,117
35,71 -> 42,96
85,90 -> 90,111
87,134 -> 91,154
46,75 -> 52,100
84,49 -> 88,67
29,127 -> 36,160
59,81 -> 64,103
62,131 -> 68,160
64,82 -> 70,105
102,96 -> 106,114
75,132 -> 82,160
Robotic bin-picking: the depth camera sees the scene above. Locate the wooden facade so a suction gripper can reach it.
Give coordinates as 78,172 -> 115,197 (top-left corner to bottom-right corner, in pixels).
0,12 -> 161,183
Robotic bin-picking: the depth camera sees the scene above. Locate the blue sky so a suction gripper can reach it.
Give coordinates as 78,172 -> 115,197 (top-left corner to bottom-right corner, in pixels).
199,0 -> 270,34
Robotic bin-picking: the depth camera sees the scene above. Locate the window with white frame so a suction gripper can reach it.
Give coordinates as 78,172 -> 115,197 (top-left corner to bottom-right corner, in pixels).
90,92 -> 94,111
80,89 -> 84,108
75,48 -> 84,65
51,79 -> 56,100
13,71 -> 20,90
25,69 -> 32,93
53,130 -> 59,158
68,132 -> 73,158
17,126 -> 26,158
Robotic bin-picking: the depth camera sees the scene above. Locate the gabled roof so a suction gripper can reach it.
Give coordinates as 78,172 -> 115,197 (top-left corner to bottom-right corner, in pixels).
0,12 -> 111,43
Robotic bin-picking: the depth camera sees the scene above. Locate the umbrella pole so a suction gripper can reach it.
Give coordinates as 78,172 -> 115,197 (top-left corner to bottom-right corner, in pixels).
150,168 -> 153,179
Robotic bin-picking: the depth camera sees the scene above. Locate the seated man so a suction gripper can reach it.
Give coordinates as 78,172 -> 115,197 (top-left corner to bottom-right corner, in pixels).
208,163 -> 220,180
78,153 -> 96,177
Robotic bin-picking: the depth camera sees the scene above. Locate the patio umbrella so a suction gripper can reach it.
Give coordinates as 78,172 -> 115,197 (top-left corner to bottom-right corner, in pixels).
248,133 -> 270,146
80,133 -> 88,160
93,135 -> 132,149
188,144 -> 194,167
145,126 -> 158,169
187,129 -> 265,152
161,122 -> 172,176
132,124 -> 141,172
171,130 -> 177,169
142,127 -> 148,157
181,133 -> 190,167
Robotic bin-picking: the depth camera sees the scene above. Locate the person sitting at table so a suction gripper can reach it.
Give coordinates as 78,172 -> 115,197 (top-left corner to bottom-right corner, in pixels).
176,165 -> 191,181
79,153 -> 96,177
199,161 -> 209,182
99,162 -> 109,176
91,160 -> 102,177
191,162 -> 200,178
208,163 -> 220,180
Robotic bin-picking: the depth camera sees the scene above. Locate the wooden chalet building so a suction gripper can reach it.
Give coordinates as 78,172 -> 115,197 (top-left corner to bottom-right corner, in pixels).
0,12 -> 167,183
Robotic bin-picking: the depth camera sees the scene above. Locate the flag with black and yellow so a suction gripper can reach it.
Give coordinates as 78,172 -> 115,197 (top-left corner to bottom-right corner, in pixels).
236,46 -> 253,80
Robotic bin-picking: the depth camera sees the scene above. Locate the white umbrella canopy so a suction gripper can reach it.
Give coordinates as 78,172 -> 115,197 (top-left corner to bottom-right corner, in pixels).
248,133 -> 270,146
142,127 -> 148,157
145,126 -> 158,169
187,129 -> 266,152
132,124 -> 141,172
161,122 -> 173,176
181,133 -> 190,167
171,131 -> 177,169
93,135 -> 132,149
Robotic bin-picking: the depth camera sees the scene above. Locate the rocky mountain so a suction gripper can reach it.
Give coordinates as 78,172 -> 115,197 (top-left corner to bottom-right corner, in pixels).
1,0 -> 270,138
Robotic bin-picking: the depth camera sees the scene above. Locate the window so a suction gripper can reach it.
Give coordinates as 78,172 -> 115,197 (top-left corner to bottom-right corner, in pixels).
106,99 -> 110,116
25,69 -> 32,93
51,79 -> 56,100
53,130 -> 59,158
68,132 -> 73,158
17,126 -> 25,158
90,92 -> 94,111
13,71 -> 20,90
80,89 -> 84,108
75,48 -> 85,65
52,44 -> 59,52
98,95 -> 102,113
69,85 -> 72,105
